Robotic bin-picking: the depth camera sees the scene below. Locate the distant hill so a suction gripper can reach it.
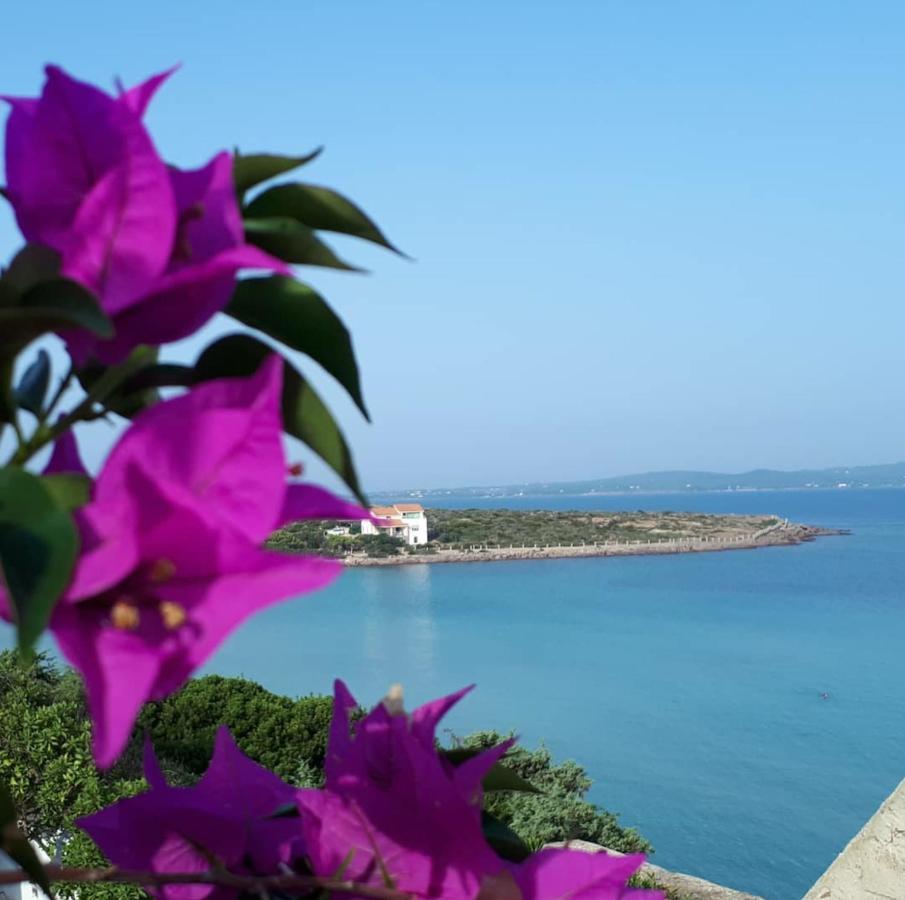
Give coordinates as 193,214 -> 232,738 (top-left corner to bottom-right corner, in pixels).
376,463 -> 905,500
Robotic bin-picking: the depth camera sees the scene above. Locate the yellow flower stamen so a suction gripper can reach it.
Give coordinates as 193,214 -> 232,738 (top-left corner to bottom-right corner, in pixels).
111,599 -> 140,631
159,601 -> 187,630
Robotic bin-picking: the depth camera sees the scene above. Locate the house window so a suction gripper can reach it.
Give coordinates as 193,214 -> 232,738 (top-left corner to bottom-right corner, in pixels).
413,536 -> 418,544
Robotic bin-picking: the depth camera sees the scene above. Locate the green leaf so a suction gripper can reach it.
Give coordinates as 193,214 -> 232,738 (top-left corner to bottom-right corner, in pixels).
443,748 -> 541,794
0,280 -> 112,356
1,244 -> 61,294
244,218 -> 364,271
233,149 -> 322,197
245,183 -> 403,255
0,777 -> 51,894
19,280 -> 113,336
108,362 -> 194,416
483,763 -> 542,794
77,361 -> 196,421
74,346 -> 161,419
481,811 -> 532,863
122,363 -> 195,392
15,349 -> 51,416
227,276 -> 369,419
193,334 -> 367,504
42,474 -> 92,511
0,468 -> 78,656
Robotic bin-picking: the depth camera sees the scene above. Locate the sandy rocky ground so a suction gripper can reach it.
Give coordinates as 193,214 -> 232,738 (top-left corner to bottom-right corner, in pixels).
344,519 -> 844,567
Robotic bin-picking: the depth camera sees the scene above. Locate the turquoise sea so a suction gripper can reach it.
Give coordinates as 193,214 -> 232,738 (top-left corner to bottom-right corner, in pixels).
5,489 -> 902,898
207,487 -> 905,900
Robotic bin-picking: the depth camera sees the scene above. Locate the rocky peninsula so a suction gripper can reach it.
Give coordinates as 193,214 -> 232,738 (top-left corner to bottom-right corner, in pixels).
343,520 -> 841,567
270,508 -> 845,567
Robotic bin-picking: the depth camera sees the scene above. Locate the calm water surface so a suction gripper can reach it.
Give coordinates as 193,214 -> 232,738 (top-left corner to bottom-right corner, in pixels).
7,489 -> 902,898
208,488 -> 905,899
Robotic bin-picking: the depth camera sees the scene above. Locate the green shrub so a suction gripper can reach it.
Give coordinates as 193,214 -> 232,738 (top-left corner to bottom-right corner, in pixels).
1,653 -> 651,886
458,730 -> 651,854
359,532 -> 405,557
138,675 -> 335,781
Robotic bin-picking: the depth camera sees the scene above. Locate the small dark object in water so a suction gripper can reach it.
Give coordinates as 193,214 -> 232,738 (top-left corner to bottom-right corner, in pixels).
820,691 -> 830,700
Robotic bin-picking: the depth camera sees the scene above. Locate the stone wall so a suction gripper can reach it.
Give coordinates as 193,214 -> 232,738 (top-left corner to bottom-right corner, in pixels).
804,775 -> 905,900
544,840 -> 762,899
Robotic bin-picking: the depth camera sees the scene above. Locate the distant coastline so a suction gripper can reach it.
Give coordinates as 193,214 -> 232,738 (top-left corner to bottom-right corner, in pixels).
343,522 -> 846,567
379,486 -> 905,503
373,463 -> 905,503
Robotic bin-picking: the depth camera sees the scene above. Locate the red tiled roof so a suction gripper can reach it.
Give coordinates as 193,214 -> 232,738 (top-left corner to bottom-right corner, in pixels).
394,503 -> 424,512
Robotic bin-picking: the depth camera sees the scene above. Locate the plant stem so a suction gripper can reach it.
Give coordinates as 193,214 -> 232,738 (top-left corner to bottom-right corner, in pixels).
8,347 -> 154,467
0,865 -> 411,899
40,363 -> 75,427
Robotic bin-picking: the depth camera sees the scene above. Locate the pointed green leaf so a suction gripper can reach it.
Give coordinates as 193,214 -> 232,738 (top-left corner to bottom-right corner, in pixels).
482,763 -> 542,794
81,361 -> 205,421
0,778 -> 51,894
19,280 -> 113,336
15,349 -> 51,416
0,280 -> 113,355
245,183 -> 403,255
0,468 -> 78,655
233,149 -> 322,197
1,244 -> 60,294
42,474 -> 92,511
443,748 -> 541,793
193,334 -> 367,504
78,354 -> 194,420
122,363 -> 195,392
227,276 -> 369,419
74,347 -> 164,419
111,363 -> 194,416
244,218 -> 364,271
481,811 -> 532,863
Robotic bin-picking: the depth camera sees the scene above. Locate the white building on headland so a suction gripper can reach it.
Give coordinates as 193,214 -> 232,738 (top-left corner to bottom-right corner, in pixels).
361,503 -> 428,546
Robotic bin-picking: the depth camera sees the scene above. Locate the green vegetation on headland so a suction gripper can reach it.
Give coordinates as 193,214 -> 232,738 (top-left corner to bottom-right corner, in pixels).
0,651 -> 650,900
268,508 -> 779,558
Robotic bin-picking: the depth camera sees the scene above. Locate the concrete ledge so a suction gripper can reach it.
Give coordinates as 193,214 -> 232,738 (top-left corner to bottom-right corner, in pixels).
804,775 -> 905,900
545,840 -> 762,899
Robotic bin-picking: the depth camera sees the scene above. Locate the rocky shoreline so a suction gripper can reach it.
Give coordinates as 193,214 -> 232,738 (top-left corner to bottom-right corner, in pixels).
343,523 -> 846,567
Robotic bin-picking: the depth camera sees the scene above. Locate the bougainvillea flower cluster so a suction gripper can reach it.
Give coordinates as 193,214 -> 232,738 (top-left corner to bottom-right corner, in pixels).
1,357 -> 366,767
80,727 -> 304,900
82,684 -> 661,899
3,66 -> 287,363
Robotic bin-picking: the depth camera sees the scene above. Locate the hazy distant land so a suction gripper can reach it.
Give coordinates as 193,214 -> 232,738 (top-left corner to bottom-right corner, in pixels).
375,462 -> 905,501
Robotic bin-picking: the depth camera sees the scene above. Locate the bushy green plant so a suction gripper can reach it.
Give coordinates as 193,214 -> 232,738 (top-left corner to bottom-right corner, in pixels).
458,730 -> 651,855
359,533 -> 405,557
2,654 -> 652,878
138,675 -> 335,781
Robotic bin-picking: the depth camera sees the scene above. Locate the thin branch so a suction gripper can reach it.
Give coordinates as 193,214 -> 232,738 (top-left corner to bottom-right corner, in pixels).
9,348 -> 153,466
40,362 -> 75,427
0,865 -> 411,899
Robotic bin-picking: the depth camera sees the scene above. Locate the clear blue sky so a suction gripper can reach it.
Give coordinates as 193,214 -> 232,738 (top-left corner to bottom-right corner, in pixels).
3,1 -> 904,492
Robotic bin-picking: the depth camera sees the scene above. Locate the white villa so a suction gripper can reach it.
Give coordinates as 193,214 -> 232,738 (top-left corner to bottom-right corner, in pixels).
361,503 -> 428,546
